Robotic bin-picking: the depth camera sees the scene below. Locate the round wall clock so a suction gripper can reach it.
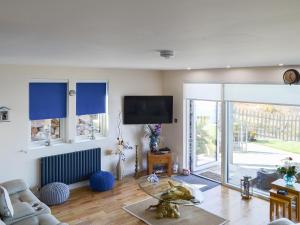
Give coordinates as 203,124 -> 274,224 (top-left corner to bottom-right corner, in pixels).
283,69 -> 300,85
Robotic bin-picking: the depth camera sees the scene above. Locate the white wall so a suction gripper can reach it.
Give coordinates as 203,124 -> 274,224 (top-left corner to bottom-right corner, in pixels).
2,64 -> 300,188
0,65 -> 162,188
161,66 -> 300,171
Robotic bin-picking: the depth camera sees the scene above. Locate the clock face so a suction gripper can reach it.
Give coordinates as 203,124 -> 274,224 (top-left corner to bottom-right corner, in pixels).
283,69 -> 299,84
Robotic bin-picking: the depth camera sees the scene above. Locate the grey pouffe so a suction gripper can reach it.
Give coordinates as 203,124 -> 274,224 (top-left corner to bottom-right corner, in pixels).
40,182 -> 70,206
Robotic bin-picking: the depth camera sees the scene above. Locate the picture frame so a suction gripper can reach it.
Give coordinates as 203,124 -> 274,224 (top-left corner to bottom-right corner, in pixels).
0,106 -> 11,122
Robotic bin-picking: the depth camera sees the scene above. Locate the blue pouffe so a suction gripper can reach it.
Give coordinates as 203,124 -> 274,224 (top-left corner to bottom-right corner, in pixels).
90,171 -> 115,192
41,182 -> 70,206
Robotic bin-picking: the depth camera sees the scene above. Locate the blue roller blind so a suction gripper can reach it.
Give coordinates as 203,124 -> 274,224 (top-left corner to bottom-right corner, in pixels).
29,83 -> 67,120
76,83 -> 107,116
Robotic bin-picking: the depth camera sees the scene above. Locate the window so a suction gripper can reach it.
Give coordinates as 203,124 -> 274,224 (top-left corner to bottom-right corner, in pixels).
76,114 -> 107,139
29,82 -> 67,146
31,119 -> 63,142
76,82 -> 108,140
227,102 -> 300,194
224,84 -> 300,196
185,83 -> 300,197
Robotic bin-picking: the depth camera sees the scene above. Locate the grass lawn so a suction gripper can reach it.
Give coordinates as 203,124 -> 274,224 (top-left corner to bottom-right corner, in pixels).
256,139 -> 300,154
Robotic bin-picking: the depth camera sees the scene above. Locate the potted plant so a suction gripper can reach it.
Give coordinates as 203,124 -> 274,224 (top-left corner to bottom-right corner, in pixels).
277,157 -> 298,186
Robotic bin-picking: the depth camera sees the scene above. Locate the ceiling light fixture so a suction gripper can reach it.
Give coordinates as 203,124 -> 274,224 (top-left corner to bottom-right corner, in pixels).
158,50 -> 174,59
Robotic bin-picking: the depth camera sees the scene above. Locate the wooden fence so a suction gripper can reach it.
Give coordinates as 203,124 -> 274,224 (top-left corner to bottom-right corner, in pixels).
233,109 -> 300,142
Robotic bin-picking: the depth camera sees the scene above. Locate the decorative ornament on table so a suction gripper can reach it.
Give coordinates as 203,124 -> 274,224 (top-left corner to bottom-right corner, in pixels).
277,157 -> 298,186
182,168 -> 190,176
134,145 -> 140,178
240,176 -> 253,200
147,173 -> 160,184
115,112 -> 133,181
144,124 -> 161,152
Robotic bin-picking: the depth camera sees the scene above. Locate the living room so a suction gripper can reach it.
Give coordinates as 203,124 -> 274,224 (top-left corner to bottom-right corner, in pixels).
0,1 -> 300,225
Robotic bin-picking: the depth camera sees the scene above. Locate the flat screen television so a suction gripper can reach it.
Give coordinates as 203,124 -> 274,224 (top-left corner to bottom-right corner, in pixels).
123,96 -> 173,124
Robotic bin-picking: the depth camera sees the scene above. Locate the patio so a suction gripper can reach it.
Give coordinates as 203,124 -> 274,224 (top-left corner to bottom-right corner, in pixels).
194,142 -> 300,194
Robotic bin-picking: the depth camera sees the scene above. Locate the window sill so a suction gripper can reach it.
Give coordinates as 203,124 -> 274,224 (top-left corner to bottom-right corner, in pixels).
28,136 -> 108,150
75,136 -> 108,143
29,141 -> 67,150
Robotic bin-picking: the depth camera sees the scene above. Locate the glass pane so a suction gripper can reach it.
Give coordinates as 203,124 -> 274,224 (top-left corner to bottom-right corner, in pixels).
76,114 -> 101,137
191,100 -> 221,182
195,101 -> 217,166
227,102 -> 300,195
31,119 -> 60,142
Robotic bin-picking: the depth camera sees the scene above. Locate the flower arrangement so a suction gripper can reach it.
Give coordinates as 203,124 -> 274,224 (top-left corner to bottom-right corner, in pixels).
116,137 -> 132,161
277,157 -> 298,186
145,124 -> 162,152
277,157 -> 297,176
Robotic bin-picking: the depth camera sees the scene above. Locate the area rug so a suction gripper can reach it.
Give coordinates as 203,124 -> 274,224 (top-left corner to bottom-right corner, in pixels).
123,198 -> 228,225
198,171 -> 222,182
173,174 -> 220,192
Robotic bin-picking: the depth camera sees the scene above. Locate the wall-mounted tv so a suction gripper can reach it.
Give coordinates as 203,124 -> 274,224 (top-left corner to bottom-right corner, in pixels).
123,96 -> 173,124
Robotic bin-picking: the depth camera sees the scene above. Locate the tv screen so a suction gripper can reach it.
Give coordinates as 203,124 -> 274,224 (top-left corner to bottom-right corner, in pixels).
123,96 -> 173,124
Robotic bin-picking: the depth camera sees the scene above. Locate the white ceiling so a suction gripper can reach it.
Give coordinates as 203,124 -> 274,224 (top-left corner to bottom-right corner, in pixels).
0,0 -> 299,70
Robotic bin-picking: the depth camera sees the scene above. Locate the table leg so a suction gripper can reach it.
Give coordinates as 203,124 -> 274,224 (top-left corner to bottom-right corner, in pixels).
276,203 -> 279,217
270,200 -> 273,221
283,203 -> 286,217
298,194 -> 300,222
288,201 -> 292,220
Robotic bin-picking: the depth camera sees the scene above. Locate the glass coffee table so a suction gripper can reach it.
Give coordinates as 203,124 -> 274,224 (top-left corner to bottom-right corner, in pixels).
138,175 -> 204,219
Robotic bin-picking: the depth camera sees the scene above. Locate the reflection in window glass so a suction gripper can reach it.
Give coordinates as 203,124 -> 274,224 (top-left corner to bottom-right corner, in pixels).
228,102 -> 300,195
31,119 -> 61,142
76,113 -> 107,138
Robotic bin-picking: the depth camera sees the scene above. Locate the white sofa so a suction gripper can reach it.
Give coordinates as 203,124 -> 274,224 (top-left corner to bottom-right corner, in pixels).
0,179 -> 67,225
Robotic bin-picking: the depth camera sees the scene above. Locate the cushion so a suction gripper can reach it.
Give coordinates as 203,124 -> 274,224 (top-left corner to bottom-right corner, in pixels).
10,189 -> 41,206
2,202 -> 35,225
12,214 -> 65,225
1,180 -> 28,195
40,183 -> 70,206
2,201 -> 51,225
0,185 -> 14,218
90,171 -> 115,192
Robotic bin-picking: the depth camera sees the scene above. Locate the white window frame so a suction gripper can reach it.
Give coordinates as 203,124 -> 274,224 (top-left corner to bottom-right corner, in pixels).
30,118 -> 66,148
29,79 -> 68,148
76,113 -> 108,141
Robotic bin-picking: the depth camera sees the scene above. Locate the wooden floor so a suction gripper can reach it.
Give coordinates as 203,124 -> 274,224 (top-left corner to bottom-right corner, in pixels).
51,177 -> 270,225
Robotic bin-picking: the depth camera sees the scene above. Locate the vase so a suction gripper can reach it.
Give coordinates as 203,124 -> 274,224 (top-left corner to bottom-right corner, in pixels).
149,136 -> 159,152
283,174 -> 296,186
116,154 -> 124,181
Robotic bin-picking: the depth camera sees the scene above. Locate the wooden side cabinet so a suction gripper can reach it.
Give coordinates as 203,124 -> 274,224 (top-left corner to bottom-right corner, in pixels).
147,152 -> 172,176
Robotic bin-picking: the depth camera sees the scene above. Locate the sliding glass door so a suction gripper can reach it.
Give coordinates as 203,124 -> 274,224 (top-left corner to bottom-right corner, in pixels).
188,100 -> 222,182
185,83 -> 300,195
227,102 -> 300,194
